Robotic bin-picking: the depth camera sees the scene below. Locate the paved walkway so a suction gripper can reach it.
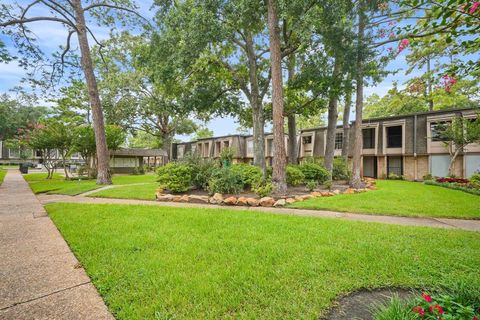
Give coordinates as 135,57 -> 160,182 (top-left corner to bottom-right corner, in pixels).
38,194 -> 480,232
0,170 -> 113,320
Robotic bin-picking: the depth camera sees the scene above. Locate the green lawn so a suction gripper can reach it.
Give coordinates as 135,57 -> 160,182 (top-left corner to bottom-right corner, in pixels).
0,169 -> 6,185
291,180 -> 480,220
88,183 -> 158,200
47,203 -> 480,320
24,173 -> 157,196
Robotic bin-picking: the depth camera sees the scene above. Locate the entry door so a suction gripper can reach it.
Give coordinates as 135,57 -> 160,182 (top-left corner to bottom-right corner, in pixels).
363,156 -> 377,178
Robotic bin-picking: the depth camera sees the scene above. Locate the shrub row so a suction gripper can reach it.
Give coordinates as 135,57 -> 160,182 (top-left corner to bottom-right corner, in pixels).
157,155 -> 351,194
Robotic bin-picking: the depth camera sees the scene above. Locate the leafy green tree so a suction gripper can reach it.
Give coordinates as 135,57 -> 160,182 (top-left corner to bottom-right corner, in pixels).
440,116 -> 480,176
399,0 -> 480,76
194,127 -> 214,140
0,94 -> 49,140
153,0 -> 272,173
92,32 -> 198,157
0,0 -> 148,185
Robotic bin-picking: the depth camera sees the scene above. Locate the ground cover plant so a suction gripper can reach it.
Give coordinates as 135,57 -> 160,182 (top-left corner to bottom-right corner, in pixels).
290,180 -> 480,219
373,285 -> 480,320
424,174 -> 480,196
24,172 -> 157,196
47,203 -> 480,319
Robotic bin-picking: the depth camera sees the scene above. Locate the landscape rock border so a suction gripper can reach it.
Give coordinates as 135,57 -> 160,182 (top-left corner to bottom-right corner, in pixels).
156,179 -> 377,207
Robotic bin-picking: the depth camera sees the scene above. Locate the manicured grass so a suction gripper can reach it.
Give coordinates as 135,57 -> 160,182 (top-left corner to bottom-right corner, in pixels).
0,169 -> 6,185
89,183 -> 158,200
290,180 -> 480,220
47,203 -> 480,319
24,173 -> 157,196
111,174 -> 157,185
0,165 -> 19,169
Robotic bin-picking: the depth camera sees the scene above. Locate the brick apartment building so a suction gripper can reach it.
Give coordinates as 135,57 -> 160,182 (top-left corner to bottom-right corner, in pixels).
172,107 -> 480,180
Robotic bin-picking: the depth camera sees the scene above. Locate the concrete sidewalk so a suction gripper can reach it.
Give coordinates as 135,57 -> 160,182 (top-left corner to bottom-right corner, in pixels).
38,193 -> 480,232
0,170 -> 113,320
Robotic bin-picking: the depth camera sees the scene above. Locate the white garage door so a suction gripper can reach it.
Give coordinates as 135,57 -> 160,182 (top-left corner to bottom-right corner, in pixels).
431,155 -> 450,177
465,155 -> 480,177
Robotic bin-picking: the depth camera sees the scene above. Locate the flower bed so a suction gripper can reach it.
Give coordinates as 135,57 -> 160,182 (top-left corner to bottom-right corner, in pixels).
374,290 -> 480,320
424,177 -> 480,196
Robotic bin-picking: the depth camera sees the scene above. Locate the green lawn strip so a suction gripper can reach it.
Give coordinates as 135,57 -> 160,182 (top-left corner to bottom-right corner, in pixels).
47,203 -> 480,320
88,183 -> 158,200
111,174 -> 157,185
290,180 -> 480,220
0,170 -> 6,185
23,173 -> 157,196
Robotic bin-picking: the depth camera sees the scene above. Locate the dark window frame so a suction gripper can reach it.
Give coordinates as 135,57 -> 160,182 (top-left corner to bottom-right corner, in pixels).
362,128 -> 375,149
430,122 -> 450,142
334,132 -> 343,150
386,126 -> 403,148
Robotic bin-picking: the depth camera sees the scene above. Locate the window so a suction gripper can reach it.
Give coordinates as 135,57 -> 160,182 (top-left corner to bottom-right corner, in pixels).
387,126 -> 402,148
215,141 -> 221,156
246,140 -> 254,156
387,156 -> 403,176
362,128 -> 375,149
430,122 -> 449,142
335,132 -> 343,150
203,143 -> 210,157
9,149 -> 19,158
177,145 -> 185,159
35,150 -> 43,157
302,135 -> 312,144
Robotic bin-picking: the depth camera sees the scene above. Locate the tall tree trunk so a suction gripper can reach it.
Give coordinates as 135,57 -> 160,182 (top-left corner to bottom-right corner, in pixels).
351,3 -> 366,189
324,57 -> 342,178
161,130 -> 172,160
448,146 -> 460,177
342,79 -> 352,162
245,33 -> 266,175
287,53 -> 298,164
72,0 -> 112,185
426,56 -> 434,111
267,0 -> 287,194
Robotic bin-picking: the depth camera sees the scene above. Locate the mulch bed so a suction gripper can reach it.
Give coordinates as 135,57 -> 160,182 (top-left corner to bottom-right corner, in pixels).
321,287 -> 416,320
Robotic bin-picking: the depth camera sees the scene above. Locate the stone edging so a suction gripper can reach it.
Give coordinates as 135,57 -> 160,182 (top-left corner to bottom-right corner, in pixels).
156,179 -> 377,208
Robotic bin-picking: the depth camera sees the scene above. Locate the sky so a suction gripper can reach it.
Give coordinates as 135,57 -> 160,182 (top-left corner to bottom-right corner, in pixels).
0,1 -> 435,141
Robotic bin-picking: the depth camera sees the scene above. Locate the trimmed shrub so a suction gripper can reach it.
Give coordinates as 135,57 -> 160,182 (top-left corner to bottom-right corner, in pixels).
252,181 -> 273,197
207,168 -> 244,194
388,173 -> 404,180
299,162 -> 329,184
157,163 -> 192,193
180,153 -> 218,190
332,158 -> 351,181
470,172 -> 480,187
305,180 -> 318,191
286,165 -> 305,186
230,163 -> 263,188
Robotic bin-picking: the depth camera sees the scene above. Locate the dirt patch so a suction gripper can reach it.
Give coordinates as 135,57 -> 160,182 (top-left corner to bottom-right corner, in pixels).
321,287 -> 416,320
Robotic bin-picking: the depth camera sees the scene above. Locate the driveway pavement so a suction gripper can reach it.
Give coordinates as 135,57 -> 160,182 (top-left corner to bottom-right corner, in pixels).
0,170 -> 113,320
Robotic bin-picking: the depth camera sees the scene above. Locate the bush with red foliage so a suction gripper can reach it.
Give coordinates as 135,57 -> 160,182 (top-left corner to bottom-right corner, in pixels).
436,177 -> 470,184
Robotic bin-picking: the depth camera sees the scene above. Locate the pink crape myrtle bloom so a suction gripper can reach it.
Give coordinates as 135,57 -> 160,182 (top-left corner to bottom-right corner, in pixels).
441,74 -> 457,92
397,39 -> 410,53
470,2 -> 480,14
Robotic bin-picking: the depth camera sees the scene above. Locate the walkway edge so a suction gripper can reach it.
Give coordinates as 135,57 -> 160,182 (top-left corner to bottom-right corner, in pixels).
37,194 -> 480,232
